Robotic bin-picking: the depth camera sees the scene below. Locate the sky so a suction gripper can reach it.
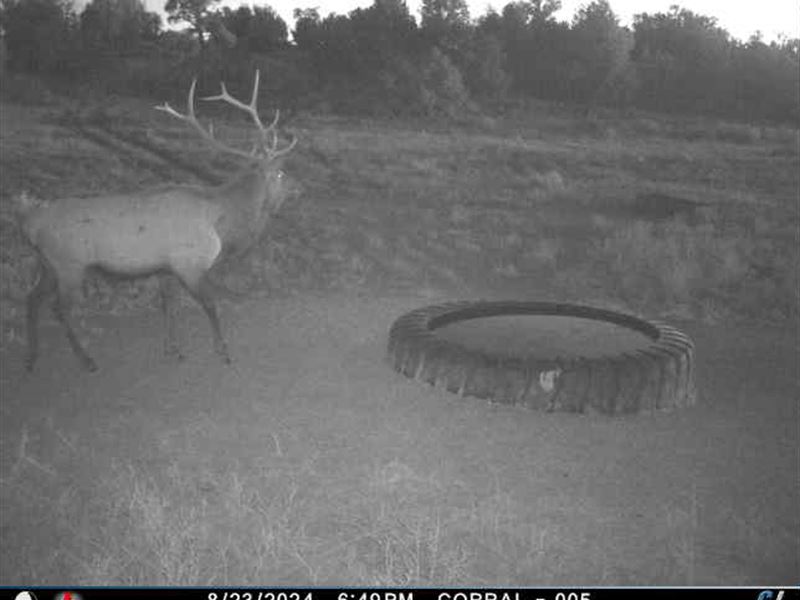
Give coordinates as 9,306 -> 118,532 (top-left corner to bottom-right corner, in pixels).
137,0 -> 799,43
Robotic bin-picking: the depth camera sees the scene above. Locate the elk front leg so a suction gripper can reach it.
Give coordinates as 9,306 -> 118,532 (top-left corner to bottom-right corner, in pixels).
196,276 -> 231,365
159,275 -> 185,361
179,272 -> 231,365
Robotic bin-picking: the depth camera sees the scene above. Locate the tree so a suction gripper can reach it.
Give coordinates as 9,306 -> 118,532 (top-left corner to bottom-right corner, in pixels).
345,0 -> 417,78
80,0 -> 160,53
416,46 -> 473,117
568,0 -> 633,107
730,36 -> 799,122
493,0 -> 568,97
632,6 -> 732,113
218,5 -> 287,53
527,0 -> 561,25
476,8 -> 502,38
292,7 -> 321,50
164,0 -> 219,52
462,31 -> 510,101
421,0 -> 469,28
294,11 -> 354,79
1,0 -> 77,73
292,0 -> 468,116
420,0 -> 470,54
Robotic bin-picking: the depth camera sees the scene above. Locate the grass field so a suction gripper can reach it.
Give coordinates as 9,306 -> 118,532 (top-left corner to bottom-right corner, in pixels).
0,82 -> 798,584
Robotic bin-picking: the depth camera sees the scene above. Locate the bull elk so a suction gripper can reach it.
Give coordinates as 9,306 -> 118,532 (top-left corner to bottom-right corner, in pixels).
19,71 -> 296,372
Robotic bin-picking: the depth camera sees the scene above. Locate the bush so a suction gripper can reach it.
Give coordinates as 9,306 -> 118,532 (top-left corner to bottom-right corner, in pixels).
304,48 -> 475,119
462,34 -> 510,102
417,47 -> 475,118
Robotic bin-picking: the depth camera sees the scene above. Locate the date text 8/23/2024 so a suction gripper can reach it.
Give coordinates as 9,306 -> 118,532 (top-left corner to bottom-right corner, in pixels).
206,593 -> 593,600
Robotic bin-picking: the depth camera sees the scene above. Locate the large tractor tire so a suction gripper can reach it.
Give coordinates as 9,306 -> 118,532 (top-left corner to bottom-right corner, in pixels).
387,301 -> 696,415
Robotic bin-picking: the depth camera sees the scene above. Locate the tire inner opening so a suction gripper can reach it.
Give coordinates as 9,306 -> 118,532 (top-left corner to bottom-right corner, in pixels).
433,315 -> 655,359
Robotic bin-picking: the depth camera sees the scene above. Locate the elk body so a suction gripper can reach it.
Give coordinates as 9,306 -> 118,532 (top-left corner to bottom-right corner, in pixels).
20,71 -> 296,372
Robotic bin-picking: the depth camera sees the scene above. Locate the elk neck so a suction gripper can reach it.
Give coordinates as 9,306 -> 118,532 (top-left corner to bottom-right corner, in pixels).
217,161 -> 274,214
211,159 -> 282,256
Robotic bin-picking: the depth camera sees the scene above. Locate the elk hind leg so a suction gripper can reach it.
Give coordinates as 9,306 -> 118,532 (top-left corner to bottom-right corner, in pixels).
25,262 -> 57,372
51,274 -> 97,372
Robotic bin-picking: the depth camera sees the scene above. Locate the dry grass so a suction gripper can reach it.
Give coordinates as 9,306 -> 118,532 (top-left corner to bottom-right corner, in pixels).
0,416 -> 482,584
3,312 -> 796,586
2,97 -> 798,347
2,98 -> 797,342
0,91 -> 797,585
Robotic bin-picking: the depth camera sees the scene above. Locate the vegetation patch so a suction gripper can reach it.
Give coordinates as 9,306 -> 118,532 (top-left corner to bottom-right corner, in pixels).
1,91 -> 798,352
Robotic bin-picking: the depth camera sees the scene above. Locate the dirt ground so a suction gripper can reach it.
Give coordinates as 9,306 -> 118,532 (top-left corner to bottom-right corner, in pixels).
1,291 -> 797,584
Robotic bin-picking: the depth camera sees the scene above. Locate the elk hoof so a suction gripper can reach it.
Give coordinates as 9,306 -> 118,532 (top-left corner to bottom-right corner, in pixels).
24,357 -> 36,373
83,358 -> 99,372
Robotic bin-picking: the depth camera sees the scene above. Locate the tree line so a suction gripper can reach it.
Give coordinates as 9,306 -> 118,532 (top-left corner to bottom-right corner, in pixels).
1,0 -> 797,123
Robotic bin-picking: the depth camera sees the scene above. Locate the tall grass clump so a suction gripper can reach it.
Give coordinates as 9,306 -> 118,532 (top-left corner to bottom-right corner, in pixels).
594,220 -> 798,321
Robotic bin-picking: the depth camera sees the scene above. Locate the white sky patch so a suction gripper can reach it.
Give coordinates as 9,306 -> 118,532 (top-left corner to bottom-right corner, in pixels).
135,0 -> 799,43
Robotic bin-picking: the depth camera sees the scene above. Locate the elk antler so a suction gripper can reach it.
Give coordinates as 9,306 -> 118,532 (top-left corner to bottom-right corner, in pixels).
156,70 -> 296,161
